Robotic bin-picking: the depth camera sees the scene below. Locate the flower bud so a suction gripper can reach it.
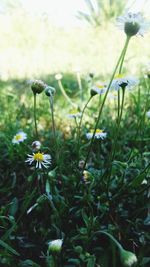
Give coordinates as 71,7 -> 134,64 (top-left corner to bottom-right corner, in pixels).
48,239 -> 63,254
31,79 -> 46,94
120,249 -> 137,267
45,86 -> 56,97
124,22 -> 140,37
31,141 -> 41,151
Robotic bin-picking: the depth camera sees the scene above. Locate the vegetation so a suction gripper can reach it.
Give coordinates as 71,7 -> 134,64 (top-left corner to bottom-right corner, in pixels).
0,1 -> 150,267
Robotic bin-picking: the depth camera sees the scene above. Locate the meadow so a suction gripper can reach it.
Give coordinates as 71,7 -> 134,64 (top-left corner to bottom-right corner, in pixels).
0,5 -> 150,267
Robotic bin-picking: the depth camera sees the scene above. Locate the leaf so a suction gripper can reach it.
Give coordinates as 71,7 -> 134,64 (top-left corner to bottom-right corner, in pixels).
87,255 -> 96,267
0,239 -> 20,256
9,197 -> 18,217
19,259 -> 40,267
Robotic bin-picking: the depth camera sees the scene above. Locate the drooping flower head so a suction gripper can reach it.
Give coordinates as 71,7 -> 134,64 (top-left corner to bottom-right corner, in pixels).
25,152 -> 51,169
111,74 -> 138,91
12,131 -> 27,144
120,248 -> 137,267
31,141 -> 41,151
48,239 -> 63,254
86,129 -> 107,140
91,83 -> 107,97
45,86 -> 56,97
117,12 -> 149,37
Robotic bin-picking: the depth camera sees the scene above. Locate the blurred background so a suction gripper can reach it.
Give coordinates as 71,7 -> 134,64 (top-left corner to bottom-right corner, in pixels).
0,0 -> 150,80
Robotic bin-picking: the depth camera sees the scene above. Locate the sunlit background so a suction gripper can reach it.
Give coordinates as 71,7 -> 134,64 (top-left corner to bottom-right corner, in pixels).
0,0 -> 150,80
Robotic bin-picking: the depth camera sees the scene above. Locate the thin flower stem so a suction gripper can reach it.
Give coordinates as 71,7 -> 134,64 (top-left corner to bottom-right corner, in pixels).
112,88 -> 126,161
58,80 -> 77,109
94,231 -> 123,251
49,96 -> 56,141
82,37 -> 130,171
33,93 -> 38,138
77,96 -> 93,157
77,72 -> 83,101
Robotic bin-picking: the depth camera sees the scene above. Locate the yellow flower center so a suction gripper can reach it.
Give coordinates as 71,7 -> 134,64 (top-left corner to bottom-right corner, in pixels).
90,129 -> 103,134
115,74 -> 124,79
96,84 -> 104,89
15,134 -> 22,140
33,152 -> 44,161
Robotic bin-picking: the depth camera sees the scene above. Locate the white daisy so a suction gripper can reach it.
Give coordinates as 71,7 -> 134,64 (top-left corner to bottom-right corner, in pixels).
146,110 -> 150,118
12,131 -> 27,144
91,83 -> 107,96
120,249 -> 137,267
31,141 -> 41,151
67,112 -> 81,119
55,73 -> 62,80
25,152 -> 51,169
86,129 -> 107,140
117,12 -> 149,37
111,75 -> 138,91
48,239 -> 63,253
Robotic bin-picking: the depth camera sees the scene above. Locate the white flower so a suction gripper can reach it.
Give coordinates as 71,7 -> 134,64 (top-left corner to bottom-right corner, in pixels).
67,112 -> 81,119
31,141 -> 41,151
146,110 -> 150,118
55,73 -> 62,80
111,75 -> 138,91
117,12 -> 149,37
120,249 -> 137,267
25,152 -> 51,169
48,239 -> 63,253
12,131 -> 27,144
91,83 -> 107,96
86,129 -> 107,140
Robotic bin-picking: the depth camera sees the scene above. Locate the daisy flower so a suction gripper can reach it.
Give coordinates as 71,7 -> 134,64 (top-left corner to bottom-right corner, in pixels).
91,83 -> 107,97
111,75 -> 138,91
146,110 -> 150,118
25,152 -> 51,169
117,12 -> 149,37
67,112 -> 81,119
30,79 -> 47,94
120,249 -> 137,267
48,239 -> 63,253
86,129 -> 107,140
55,73 -> 62,80
12,131 -> 27,144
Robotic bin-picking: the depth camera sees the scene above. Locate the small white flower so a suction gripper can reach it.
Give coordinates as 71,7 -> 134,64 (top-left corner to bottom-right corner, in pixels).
91,83 -> 107,96
48,239 -> 63,253
55,73 -> 62,80
111,75 -> 138,91
25,152 -> 51,169
31,141 -> 41,151
12,131 -> 27,144
67,112 -> 81,119
120,249 -> 137,267
117,12 -> 149,37
86,129 -> 107,140
146,110 -> 150,118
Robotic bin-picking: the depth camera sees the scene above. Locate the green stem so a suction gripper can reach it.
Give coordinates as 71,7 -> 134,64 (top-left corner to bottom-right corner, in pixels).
77,96 -> 93,157
77,72 -> 83,101
33,93 -> 38,138
49,96 -> 56,142
82,36 -> 130,171
58,80 -> 77,109
94,231 -> 123,251
112,88 -> 126,161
